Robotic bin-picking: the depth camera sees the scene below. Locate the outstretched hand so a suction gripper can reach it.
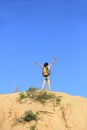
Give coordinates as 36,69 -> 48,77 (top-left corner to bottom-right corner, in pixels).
35,61 -> 38,64
54,57 -> 57,61
35,61 -> 43,68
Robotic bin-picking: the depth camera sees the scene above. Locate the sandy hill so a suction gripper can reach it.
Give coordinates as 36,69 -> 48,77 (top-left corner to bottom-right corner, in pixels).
0,90 -> 87,130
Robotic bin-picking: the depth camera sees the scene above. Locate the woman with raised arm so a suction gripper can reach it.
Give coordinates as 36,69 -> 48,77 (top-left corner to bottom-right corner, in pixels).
35,58 -> 57,91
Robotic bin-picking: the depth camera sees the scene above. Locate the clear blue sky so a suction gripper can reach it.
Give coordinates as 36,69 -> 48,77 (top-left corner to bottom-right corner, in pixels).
0,0 -> 87,97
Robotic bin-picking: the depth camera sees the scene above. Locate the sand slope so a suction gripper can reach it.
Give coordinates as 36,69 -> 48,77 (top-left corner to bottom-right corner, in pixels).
0,91 -> 87,130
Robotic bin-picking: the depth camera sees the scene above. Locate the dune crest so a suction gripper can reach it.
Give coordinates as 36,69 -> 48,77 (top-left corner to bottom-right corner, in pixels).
0,91 -> 87,130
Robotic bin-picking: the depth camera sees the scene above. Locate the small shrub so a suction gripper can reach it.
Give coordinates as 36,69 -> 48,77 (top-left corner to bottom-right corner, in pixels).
19,92 -> 27,100
35,91 -> 55,104
26,87 -> 38,98
55,97 -> 61,105
30,124 -> 38,130
27,87 -> 37,93
23,110 -> 38,122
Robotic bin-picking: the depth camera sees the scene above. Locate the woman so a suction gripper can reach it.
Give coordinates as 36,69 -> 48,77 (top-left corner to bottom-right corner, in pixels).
35,57 -> 57,90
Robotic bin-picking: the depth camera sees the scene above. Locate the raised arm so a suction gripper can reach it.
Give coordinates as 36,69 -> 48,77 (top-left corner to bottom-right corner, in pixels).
35,61 -> 43,68
49,57 -> 57,67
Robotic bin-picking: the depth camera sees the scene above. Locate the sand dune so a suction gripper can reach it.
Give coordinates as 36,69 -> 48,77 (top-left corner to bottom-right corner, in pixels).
0,91 -> 87,130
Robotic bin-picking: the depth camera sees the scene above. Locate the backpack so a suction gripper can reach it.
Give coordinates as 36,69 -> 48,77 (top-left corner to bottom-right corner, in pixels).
42,66 -> 50,77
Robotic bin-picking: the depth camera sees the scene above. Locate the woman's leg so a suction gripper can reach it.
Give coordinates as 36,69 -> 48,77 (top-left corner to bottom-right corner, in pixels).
47,79 -> 51,90
42,79 -> 46,90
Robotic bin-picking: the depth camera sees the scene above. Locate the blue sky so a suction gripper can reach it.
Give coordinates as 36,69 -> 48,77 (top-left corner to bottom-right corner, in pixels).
0,0 -> 87,97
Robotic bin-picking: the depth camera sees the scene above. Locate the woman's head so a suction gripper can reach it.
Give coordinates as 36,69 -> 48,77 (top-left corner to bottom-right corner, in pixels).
44,62 -> 48,67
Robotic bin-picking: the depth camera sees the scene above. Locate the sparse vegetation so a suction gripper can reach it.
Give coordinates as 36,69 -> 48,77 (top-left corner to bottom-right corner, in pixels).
18,92 -> 27,101
30,124 -> 38,130
23,110 -> 38,122
18,86 -> 62,105
55,96 -> 62,105
12,87 -> 63,129
11,111 -> 38,127
26,87 -> 38,99
27,87 -> 37,93
35,91 -> 55,104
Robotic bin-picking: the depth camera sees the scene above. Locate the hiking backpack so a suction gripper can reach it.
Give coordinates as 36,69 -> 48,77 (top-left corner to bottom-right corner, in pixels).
42,66 -> 50,77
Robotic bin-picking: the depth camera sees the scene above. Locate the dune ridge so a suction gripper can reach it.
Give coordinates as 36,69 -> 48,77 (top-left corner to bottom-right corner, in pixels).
0,91 -> 87,130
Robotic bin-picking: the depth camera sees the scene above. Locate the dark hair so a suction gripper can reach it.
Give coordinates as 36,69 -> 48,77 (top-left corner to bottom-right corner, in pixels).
44,62 -> 48,67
